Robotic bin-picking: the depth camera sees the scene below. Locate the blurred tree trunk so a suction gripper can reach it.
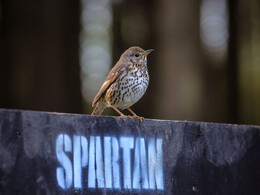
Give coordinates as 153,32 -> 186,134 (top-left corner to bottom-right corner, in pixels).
152,0 -> 203,121
228,0 -> 239,124
0,0 -> 82,113
238,0 -> 260,125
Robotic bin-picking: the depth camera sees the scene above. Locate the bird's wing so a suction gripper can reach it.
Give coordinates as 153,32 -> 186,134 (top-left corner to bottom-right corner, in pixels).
92,61 -> 127,106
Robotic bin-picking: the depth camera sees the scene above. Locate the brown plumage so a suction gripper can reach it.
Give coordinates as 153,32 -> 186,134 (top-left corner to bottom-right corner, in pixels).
91,46 -> 153,121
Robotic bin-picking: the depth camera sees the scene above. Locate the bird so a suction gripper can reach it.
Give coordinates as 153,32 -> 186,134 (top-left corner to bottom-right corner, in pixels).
91,46 -> 153,121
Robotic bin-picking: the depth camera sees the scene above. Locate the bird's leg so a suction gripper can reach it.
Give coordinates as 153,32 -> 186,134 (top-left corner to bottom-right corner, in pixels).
111,105 -> 127,118
127,108 -> 144,122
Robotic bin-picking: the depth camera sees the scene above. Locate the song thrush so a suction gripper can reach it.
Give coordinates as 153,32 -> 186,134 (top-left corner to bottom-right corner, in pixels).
91,46 -> 153,121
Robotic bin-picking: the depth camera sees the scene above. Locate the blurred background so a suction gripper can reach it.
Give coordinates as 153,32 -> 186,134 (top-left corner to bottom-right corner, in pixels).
0,0 -> 260,125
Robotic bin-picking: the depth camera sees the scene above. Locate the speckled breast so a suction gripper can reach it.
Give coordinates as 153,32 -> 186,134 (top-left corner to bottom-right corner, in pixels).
106,65 -> 149,110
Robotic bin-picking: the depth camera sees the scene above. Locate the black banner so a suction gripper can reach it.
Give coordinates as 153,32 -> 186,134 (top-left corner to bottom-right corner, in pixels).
0,109 -> 259,194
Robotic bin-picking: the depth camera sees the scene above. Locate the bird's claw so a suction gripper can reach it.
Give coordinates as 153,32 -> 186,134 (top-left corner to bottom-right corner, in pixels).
132,115 -> 144,122
120,113 -> 144,122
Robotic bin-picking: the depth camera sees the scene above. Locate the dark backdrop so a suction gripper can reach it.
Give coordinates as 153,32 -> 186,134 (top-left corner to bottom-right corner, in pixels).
1,0 -> 260,125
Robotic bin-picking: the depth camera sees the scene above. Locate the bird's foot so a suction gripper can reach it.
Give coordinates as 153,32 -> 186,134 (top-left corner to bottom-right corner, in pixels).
132,115 -> 144,123
126,108 -> 144,122
121,114 -> 144,122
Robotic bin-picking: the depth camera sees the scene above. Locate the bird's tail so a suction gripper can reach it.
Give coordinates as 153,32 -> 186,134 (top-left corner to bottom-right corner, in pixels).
91,101 -> 107,115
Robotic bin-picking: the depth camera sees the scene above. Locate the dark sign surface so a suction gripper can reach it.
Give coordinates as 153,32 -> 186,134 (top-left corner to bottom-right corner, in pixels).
0,109 -> 260,194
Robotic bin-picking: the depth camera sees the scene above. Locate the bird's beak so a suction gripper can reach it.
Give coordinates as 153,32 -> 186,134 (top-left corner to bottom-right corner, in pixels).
143,49 -> 154,56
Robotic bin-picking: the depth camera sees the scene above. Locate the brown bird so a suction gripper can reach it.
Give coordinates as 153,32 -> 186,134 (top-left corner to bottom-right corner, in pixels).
91,46 -> 153,121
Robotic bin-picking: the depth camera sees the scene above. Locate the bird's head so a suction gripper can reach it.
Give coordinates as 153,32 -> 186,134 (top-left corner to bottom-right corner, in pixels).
121,46 -> 154,65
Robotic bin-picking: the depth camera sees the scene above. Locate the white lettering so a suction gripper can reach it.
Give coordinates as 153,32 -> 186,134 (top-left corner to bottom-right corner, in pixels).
133,138 -> 149,189
88,136 -> 95,188
140,138 -> 149,189
104,137 -> 112,188
112,137 -> 120,189
148,138 -> 164,190
120,137 -> 134,189
95,136 -> 105,188
73,136 -> 88,188
56,134 -> 73,189
73,135 -> 81,188
81,136 -> 88,167
133,137 -> 141,189
56,134 -> 164,191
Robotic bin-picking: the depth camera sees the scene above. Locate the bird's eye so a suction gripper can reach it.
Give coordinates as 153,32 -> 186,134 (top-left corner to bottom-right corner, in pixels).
135,53 -> 139,57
